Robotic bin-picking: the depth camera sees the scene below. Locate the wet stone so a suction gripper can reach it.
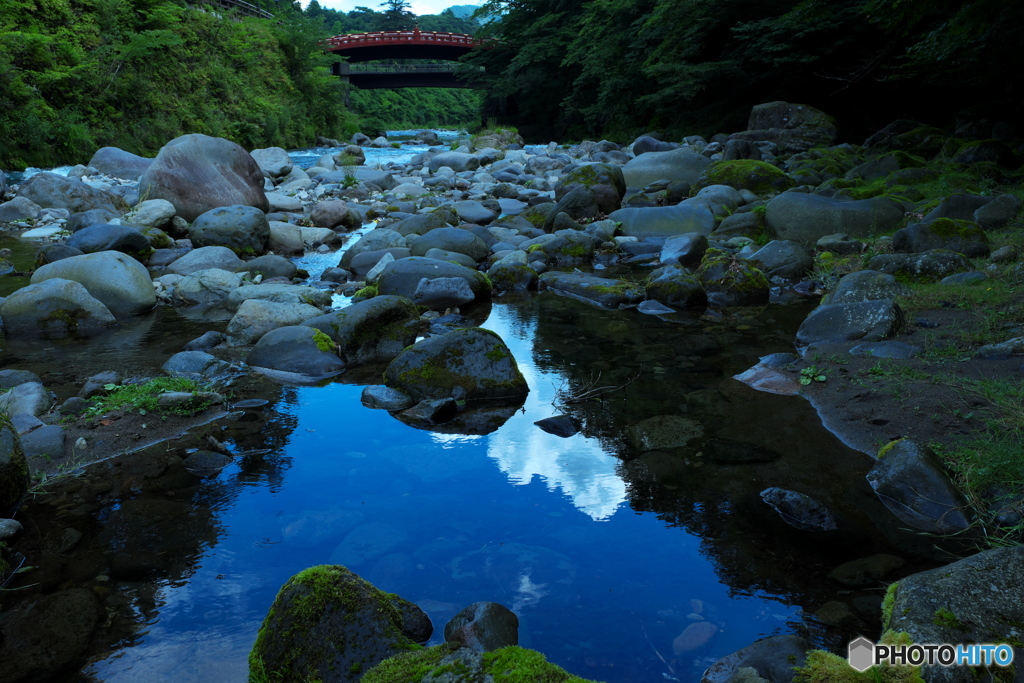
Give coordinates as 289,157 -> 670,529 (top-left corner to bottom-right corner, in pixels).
760,487 -> 841,531
360,385 -> 414,411
183,330 -> 226,351
0,517 -> 23,542
402,398 -> 458,425
444,601 -> 519,653
183,450 -> 233,476
533,415 -> 581,438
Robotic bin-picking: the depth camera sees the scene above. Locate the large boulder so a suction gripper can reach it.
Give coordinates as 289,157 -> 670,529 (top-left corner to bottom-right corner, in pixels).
410,228 -> 489,262
0,197 -> 42,222
796,299 -> 904,346
87,146 -> 153,180
540,272 -> 645,309
168,246 -> 242,275
621,148 -> 711,189
16,172 -> 122,214
731,101 -> 837,154
645,266 -> 708,309
428,152 -> 481,173
302,295 -> 420,365
556,162 -> 626,214
866,439 -> 970,534
383,328 -> 528,404
222,284 -> 331,312
122,199 -> 176,229
867,249 -> 972,283
696,249 -> 770,307
892,218 -> 990,258
31,251 -> 156,318
825,270 -> 909,305
748,240 -> 813,279
249,565 -> 431,683
376,257 -> 491,304
65,224 -> 151,257
765,193 -> 904,243
362,644 -> 598,683
389,212 -> 450,237
175,269 -> 244,307
309,199 -> 352,230
444,602 -> 519,653
610,203 -> 716,238
235,254 -> 297,280
246,326 -> 345,377
702,635 -> 809,683
885,546 -> 1024,683
189,205 -> 270,255
138,133 -> 268,221
0,588 -> 99,682
338,229 -> 405,269
250,147 -> 293,178
693,159 -> 795,195
0,278 -> 116,338
0,416 -> 29,517
226,299 -> 323,346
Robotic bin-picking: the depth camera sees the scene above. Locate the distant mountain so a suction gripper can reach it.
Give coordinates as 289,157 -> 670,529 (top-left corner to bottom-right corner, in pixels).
445,5 -> 479,19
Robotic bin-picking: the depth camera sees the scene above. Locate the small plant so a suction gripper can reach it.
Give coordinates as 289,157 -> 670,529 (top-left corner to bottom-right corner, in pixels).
341,166 -> 359,189
800,366 -> 827,385
84,377 -> 216,417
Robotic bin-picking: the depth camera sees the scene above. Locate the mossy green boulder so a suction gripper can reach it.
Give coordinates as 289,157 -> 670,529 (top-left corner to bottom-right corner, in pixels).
249,565 -> 432,683
384,328 -> 528,405
693,159 -> 796,196
362,642 -> 602,683
892,218 -> 990,258
695,248 -> 769,307
302,295 -> 420,366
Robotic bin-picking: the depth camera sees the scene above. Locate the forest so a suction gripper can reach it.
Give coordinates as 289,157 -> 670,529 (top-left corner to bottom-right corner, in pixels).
465,0 -> 1024,142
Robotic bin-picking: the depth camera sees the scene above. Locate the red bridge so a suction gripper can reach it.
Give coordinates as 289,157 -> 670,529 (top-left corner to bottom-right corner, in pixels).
325,30 -> 499,88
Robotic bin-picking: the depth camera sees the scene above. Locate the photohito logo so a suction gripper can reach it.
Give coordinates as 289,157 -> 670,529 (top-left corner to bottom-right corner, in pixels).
848,637 -> 1015,672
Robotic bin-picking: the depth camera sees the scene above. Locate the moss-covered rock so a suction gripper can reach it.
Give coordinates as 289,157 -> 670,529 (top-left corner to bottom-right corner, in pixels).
0,414 -> 29,517
645,266 -> 707,309
376,257 -> 492,304
362,643 -> 602,683
867,249 -> 973,283
248,565 -> 432,683
302,295 -> 420,366
539,272 -> 645,309
555,162 -> 626,214
794,631 -> 923,682
695,248 -> 769,307
384,328 -> 528,405
892,218 -> 990,258
693,159 -> 796,196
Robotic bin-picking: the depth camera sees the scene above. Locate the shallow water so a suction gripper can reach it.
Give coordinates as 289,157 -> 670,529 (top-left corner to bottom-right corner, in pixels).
2,134 -> 932,682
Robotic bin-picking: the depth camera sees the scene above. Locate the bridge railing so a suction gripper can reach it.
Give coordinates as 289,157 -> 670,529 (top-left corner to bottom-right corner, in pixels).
324,30 -> 494,50
343,63 -> 484,74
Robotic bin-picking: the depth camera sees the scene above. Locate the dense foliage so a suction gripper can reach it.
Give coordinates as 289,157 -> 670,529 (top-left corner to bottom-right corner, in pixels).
349,87 -> 482,134
304,1 -> 479,36
466,0 -> 1024,141
0,0 -> 359,169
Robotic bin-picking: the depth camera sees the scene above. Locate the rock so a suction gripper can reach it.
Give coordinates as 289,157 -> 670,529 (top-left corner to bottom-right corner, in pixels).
250,147 -> 293,178
0,518 -> 23,542
34,244 -> 85,267
402,397 -> 458,425
696,248 -> 770,307
390,212 -> 450,237
534,415 -> 581,438
701,635 -> 809,683
175,268 -> 244,307
0,417 -> 29,517
303,296 -> 420,365
168,246 -> 243,275
361,643 -> 594,683
0,589 -> 99,682
694,160 -> 795,195
849,341 -> 921,359
712,212 -> 762,239
246,326 -> 345,378
828,554 -> 904,586
183,331 -> 225,351
628,415 -> 703,452
540,272 -> 644,309
122,198 -> 176,229
189,204 -> 270,255
974,193 -> 1022,229
0,370 -> 42,391
527,231 -> 596,266
20,424 -> 65,462
444,602 -> 519,653
816,233 -> 863,255
67,208 -> 120,233
249,565 -> 431,682
885,545 -> 1024,683
488,262 -> 538,293
892,218 -> 989,258
975,336 -> 1024,360
556,162 -> 626,214
16,172 -> 122,214
611,203 -> 716,239
338,229 -> 406,269
868,249 -> 972,283
940,271 -> 986,285
360,385 -> 414,411
632,135 -> 677,154
0,197 -> 42,222
748,240 -> 813,279
796,299 -> 904,346
138,134 -> 268,221
765,193 -> 904,243
990,245 -> 1017,263
87,146 -> 154,180
0,279 -> 116,339
659,233 -> 709,267
236,254 -> 297,280
266,222 -> 304,256
265,192 -> 303,213
0,382 -> 51,419
428,152 -> 480,173
760,487 -> 841,531
622,148 -> 711,188
377,257 -> 491,304
866,439 -> 971,533
383,328 -> 527,404
413,276 -> 476,309
183,450 -> 232,476
645,266 -> 707,309
826,270 -> 909,305
673,621 -> 718,653
64,223 -> 151,257
732,101 -> 837,154
161,351 -> 230,379
310,199 -> 351,229
226,299 -> 323,346
222,284 -> 331,312
410,227 -> 489,261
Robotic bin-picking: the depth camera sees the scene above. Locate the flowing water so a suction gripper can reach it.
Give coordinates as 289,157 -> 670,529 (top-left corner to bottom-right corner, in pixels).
2,134 -> 936,682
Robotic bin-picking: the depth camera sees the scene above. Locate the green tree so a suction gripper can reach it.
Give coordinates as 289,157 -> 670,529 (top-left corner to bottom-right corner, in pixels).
379,0 -> 414,31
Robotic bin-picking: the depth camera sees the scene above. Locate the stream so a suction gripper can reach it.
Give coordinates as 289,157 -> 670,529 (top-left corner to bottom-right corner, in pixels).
1,132 -> 939,682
